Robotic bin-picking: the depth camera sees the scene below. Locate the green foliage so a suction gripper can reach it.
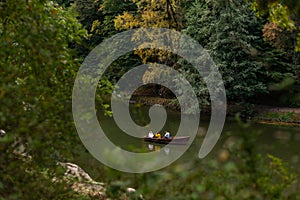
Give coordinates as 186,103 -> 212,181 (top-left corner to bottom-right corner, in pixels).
0,0 -> 96,199
0,154 -> 87,200
250,0 -> 300,52
183,0 -> 300,105
184,0 -> 267,102
55,0 -> 74,7
264,112 -> 296,122
1,0 -> 300,199
99,0 -> 137,36
70,0 -> 137,57
248,0 -> 300,106
256,45 -> 300,106
70,0 -> 103,57
74,0 -> 140,81
256,154 -> 295,199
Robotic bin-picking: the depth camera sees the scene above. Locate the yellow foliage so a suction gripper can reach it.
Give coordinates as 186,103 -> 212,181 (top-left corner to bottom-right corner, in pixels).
251,1 -> 299,51
91,20 -> 100,32
114,12 -> 139,30
142,63 -> 173,84
268,3 -> 295,31
114,0 -> 181,63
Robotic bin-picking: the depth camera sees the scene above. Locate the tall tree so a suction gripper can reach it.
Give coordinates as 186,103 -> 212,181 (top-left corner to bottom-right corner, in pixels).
71,0 -> 137,56
113,0 -> 185,97
0,1 -> 90,198
250,0 -> 300,105
114,0 -> 183,63
184,0 -> 267,102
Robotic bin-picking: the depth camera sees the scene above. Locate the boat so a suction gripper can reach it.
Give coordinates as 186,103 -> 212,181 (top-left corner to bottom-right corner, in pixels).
143,136 -> 190,145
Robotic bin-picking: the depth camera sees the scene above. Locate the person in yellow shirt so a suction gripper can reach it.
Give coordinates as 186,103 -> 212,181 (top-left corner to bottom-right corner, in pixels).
155,132 -> 161,138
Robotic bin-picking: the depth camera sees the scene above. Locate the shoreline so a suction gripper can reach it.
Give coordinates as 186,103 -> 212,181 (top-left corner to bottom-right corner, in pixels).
130,95 -> 300,127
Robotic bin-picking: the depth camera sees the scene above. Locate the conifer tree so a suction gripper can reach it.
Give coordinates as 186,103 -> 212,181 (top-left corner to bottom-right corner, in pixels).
184,0 -> 267,102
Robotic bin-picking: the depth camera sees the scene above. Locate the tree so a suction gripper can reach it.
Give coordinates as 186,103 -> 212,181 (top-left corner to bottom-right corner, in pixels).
97,0 -> 138,37
71,0 -> 140,84
184,0 -> 267,102
55,0 -> 74,7
0,1 -> 91,198
114,0 -> 183,63
113,0 -> 185,97
250,0 -> 300,105
250,0 -> 300,53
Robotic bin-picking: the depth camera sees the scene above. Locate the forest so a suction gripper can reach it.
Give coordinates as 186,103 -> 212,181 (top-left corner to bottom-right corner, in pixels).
1,0 -> 300,199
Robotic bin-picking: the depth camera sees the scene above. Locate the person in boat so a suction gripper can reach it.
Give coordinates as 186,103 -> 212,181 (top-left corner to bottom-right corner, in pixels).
148,131 -> 154,138
155,132 -> 161,138
164,131 -> 170,139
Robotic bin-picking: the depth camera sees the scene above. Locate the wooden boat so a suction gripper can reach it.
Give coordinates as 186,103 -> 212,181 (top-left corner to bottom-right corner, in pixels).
143,136 -> 190,145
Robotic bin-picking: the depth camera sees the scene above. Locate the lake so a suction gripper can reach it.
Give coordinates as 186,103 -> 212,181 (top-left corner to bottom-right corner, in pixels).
75,105 -> 300,180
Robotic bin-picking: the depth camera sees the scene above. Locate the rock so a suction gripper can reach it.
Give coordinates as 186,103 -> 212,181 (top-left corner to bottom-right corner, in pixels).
71,182 -> 106,198
57,162 -> 95,183
57,162 -> 143,199
57,162 -> 106,198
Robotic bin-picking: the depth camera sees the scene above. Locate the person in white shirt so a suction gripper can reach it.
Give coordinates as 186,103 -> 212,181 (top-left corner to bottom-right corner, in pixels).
148,131 -> 154,138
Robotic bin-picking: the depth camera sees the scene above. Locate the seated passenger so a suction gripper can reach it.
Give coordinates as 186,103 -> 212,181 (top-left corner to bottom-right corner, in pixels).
148,131 -> 154,138
155,133 -> 161,138
164,131 -> 170,139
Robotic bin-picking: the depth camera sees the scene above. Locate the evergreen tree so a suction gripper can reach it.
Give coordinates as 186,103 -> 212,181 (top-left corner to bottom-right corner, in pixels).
184,0 -> 267,102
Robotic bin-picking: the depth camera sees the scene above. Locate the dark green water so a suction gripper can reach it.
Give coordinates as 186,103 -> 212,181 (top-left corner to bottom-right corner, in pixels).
75,105 -> 300,180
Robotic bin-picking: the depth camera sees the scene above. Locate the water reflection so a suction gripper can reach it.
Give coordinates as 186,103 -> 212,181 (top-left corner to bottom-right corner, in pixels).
274,130 -> 291,141
148,144 -> 154,150
147,144 -> 163,152
147,143 -> 179,156
164,147 -> 170,155
295,133 -> 300,141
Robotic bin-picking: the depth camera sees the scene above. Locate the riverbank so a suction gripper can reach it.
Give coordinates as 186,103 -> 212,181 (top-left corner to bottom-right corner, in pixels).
252,105 -> 300,126
130,96 -> 300,126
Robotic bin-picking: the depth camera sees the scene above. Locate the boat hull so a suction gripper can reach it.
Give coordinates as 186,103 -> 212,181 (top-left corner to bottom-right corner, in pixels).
143,136 -> 190,145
